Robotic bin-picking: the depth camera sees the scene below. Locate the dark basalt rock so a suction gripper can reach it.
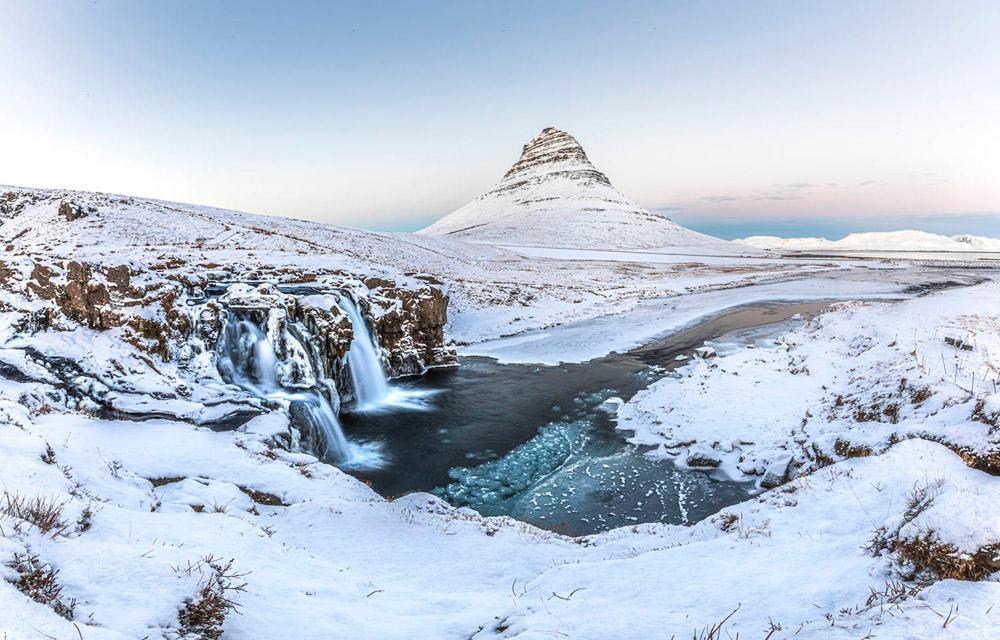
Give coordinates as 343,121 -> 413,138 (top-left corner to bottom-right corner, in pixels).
12,259 -> 186,359
59,201 -> 89,221
372,285 -> 456,376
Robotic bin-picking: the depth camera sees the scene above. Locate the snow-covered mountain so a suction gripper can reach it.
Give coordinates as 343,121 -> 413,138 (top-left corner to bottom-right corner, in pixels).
738,229 -> 1000,252
420,127 -> 744,253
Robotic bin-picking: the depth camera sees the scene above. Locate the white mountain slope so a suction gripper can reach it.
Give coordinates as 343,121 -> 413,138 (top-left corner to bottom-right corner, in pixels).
419,127 -> 745,253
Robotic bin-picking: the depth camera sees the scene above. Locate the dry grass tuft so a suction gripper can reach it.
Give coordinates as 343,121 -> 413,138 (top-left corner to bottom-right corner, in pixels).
834,439 -> 874,459
40,444 -> 57,465
895,537 -> 1000,581
5,550 -> 77,619
1,491 -> 69,536
176,555 -> 248,640
867,478 -> 1000,580
688,604 -> 740,640
972,399 -> 999,429
909,387 -> 932,405
716,512 -> 739,533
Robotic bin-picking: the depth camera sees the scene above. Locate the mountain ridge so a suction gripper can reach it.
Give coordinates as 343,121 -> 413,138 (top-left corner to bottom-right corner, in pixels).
737,229 -> 1000,252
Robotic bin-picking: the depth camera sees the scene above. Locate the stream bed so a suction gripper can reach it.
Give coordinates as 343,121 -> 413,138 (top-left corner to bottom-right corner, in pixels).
342,301 -> 833,535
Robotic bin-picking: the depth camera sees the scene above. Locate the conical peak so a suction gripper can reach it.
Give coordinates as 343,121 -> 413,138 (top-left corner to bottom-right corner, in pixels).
500,127 -> 611,187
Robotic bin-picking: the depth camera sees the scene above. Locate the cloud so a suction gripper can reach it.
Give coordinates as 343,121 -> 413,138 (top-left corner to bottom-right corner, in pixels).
658,180 -> 877,211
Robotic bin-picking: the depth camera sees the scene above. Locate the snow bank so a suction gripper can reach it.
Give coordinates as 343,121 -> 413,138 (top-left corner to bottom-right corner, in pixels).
619,281 -> 1000,484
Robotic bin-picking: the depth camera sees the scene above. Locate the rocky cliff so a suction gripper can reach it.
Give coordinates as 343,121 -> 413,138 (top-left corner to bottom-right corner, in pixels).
0,206 -> 456,432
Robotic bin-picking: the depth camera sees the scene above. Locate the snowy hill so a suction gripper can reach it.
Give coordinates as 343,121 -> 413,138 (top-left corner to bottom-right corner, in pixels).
419,127 -> 745,253
737,229 -> 1000,252
0,184 -> 836,347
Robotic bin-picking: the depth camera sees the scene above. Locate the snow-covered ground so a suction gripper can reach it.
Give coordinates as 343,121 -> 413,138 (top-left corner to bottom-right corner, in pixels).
2,380 -> 998,638
618,281 -> 1000,484
1,183 -> 898,348
3,182 -> 1000,639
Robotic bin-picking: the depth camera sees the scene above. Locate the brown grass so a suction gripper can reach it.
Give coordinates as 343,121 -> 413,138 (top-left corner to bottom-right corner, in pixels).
866,479 -> 1000,580
1,491 -> 69,536
972,398 -> 999,429
176,556 -> 248,640
5,550 -> 76,620
716,512 -> 739,533
895,536 -> 1000,581
237,486 -> 286,507
834,439 -> 873,459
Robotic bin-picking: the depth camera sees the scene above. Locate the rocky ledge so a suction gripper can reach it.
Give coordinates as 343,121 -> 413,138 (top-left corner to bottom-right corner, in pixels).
0,254 -> 456,421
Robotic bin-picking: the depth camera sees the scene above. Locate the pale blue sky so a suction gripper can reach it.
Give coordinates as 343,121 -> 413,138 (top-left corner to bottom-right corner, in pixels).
1,1 -> 998,236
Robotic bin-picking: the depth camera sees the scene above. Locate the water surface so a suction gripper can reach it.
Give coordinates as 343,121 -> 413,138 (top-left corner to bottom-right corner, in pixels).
342,301 -> 832,535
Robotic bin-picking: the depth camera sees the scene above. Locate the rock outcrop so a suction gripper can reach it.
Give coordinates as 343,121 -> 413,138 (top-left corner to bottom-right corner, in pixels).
59,201 -> 90,221
370,284 -> 453,376
8,258 -> 187,359
211,281 -> 455,386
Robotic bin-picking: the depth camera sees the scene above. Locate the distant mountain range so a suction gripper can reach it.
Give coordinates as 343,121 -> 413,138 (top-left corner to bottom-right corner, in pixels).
737,230 -> 1000,252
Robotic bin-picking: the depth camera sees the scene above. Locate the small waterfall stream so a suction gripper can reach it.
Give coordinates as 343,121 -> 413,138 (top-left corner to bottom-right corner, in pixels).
211,286 -> 430,468
338,295 -> 390,409
217,315 -> 355,463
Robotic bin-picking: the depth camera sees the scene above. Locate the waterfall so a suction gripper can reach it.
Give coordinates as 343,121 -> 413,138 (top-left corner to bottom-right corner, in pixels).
287,394 -> 351,462
338,295 -> 390,409
217,314 -> 354,463
217,319 -> 281,393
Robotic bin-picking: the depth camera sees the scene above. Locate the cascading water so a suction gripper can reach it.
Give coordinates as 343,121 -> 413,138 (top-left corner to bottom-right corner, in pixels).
217,319 -> 280,392
338,295 -> 390,409
216,314 -> 354,463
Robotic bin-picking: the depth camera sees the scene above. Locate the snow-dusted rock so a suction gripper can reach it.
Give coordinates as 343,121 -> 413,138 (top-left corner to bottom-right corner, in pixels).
759,453 -> 794,488
694,345 -> 717,359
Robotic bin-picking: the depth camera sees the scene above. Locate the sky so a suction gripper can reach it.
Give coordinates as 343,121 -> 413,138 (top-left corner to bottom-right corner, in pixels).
1,1 -> 998,238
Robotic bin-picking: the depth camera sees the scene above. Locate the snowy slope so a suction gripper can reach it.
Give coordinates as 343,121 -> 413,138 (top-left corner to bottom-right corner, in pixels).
419,127 -> 746,253
0,184 -> 864,347
738,229 -> 1000,252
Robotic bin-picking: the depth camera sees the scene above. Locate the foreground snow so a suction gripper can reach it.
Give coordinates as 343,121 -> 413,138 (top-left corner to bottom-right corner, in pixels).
2,283 -> 999,639
1,403 -> 997,638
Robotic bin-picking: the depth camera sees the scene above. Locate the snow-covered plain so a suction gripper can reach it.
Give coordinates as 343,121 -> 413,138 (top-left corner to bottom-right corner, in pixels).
2,179 -> 1000,639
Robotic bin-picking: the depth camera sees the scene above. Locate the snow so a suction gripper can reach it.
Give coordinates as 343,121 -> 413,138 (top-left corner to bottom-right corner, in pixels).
0,184 -> 837,348
738,229 -> 1000,253
2,181 -> 1000,639
461,273 -> 951,364
477,440 -> 1000,639
618,281 -> 1000,484
7,389 -> 997,638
